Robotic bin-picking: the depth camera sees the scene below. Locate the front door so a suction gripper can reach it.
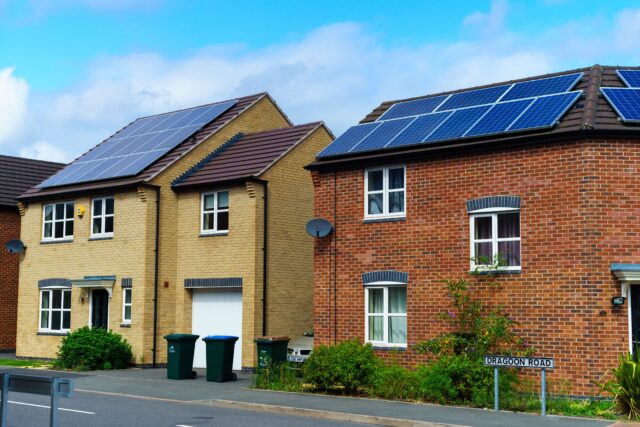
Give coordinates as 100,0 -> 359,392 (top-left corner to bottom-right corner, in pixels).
91,289 -> 109,329
631,286 -> 640,353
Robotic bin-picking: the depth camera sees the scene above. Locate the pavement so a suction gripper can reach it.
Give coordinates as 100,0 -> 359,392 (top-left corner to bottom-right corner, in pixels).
0,361 -> 621,427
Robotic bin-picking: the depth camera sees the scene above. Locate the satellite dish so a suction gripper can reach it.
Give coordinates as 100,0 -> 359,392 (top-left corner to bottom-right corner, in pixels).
5,239 -> 26,254
306,218 -> 332,238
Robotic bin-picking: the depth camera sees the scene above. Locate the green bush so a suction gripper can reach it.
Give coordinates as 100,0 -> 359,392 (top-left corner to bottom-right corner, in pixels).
416,355 -> 517,407
369,363 -> 419,400
56,327 -> 132,371
303,340 -> 380,393
597,351 -> 640,419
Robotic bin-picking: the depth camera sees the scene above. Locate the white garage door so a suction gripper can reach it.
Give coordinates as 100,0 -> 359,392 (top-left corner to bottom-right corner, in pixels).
192,289 -> 243,370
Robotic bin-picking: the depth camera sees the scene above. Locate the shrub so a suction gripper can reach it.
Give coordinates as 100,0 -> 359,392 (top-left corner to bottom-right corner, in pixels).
253,363 -> 302,392
416,355 -> 517,407
303,340 -> 380,393
56,327 -> 132,371
369,364 -> 419,400
597,351 -> 640,419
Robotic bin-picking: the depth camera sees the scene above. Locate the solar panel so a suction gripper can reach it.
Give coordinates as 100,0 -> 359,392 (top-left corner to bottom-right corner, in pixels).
601,88 -> 640,122
617,70 -> 640,88
350,118 -> 415,153
501,73 -> 582,102
39,100 -> 237,188
436,85 -> 509,112
427,105 -> 491,142
317,122 -> 380,157
378,95 -> 448,121
508,92 -> 580,131
465,99 -> 534,137
387,112 -> 452,148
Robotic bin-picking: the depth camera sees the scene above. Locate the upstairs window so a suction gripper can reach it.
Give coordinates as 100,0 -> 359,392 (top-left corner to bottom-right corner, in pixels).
43,202 -> 74,241
201,191 -> 229,234
365,166 -> 405,219
91,197 -> 114,238
470,211 -> 521,270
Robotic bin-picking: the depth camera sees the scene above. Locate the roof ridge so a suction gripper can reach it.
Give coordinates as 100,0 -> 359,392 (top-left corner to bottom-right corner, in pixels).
171,133 -> 244,187
0,154 -> 65,166
582,64 -> 604,130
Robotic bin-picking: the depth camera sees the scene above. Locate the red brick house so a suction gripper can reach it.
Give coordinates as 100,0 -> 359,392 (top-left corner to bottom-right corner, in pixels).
307,65 -> 640,396
0,155 -> 63,352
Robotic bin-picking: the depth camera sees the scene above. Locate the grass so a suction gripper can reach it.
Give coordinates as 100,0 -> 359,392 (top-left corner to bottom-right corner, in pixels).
501,394 -> 616,419
0,358 -> 53,368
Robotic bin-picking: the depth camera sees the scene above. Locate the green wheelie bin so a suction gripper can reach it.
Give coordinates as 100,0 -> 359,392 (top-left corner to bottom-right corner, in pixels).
203,335 -> 238,382
255,336 -> 289,369
164,333 -> 199,379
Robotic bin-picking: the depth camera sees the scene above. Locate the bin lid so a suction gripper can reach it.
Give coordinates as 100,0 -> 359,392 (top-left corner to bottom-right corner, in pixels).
203,335 -> 239,341
255,335 -> 290,343
164,333 -> 200,341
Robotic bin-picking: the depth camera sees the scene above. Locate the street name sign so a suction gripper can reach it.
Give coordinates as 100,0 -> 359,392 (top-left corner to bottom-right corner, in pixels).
484,355 -> 554,369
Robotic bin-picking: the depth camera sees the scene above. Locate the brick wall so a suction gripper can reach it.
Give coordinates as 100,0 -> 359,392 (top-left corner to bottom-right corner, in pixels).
313,138 -> 639,396
0,207 -> 20,351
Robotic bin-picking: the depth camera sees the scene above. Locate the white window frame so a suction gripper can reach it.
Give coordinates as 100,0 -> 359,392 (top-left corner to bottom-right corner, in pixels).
122,288 -> 132,324
200,191 -> 229,235
469,207 -> 521,271
364,284 -> 407,348
364,165 -> 406,220
42,201 -> 74,242
39,288 -> 72,333
91,196 -> 114,238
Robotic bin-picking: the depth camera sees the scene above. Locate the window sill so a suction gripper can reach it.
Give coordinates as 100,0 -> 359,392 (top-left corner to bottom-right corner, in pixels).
120,323 -> 131,328
37,331 -> 68,336
199,232 -> 229,238
40,239 -> 73,245
363,216 -> 406,224
89,235 -> 113,241
371,345 -> 407,351
469,269 -> 521,275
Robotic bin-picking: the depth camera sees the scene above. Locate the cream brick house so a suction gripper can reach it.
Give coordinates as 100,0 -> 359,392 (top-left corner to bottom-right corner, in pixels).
16,93 -> 333,369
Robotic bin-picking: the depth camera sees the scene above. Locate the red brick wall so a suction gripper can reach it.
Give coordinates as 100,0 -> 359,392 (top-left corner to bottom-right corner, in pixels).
313,139 -> 639,396
0,207 -> 19,351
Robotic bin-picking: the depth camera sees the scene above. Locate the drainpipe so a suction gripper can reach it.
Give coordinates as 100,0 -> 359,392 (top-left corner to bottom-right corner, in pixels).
333,172 -> 337,344
152,187 -> 160,368
260,180 -> 269,336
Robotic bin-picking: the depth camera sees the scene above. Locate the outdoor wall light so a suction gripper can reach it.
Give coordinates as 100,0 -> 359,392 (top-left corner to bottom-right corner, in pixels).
612,296 -> 626,307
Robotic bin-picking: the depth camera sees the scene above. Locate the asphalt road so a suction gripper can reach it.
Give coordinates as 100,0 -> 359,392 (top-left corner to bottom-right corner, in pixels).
2,390 -> 374,427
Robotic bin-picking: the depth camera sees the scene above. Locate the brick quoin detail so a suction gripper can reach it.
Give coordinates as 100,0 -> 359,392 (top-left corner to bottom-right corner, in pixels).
313,138 -> 638,397
0,207 -> 20,351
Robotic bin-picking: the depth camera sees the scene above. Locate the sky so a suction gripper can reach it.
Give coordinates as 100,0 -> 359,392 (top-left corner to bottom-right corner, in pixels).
2,0 -> 640,163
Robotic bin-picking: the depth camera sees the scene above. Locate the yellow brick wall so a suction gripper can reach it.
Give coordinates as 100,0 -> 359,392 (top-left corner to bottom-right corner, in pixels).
16,189 -> 154,361
261,126 -> 333,338
148,95 -> 289,364
175,184 -> 263,368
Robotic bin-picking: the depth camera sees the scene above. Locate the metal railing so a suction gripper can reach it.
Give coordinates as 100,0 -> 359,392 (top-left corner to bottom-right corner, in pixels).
0,373 -> 73,427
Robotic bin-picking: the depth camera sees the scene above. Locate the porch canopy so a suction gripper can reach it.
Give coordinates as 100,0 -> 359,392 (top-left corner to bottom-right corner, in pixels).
70,276 -> 116,298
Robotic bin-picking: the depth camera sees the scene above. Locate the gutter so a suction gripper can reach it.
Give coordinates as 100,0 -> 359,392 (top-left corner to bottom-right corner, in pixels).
152,186 -> 160,367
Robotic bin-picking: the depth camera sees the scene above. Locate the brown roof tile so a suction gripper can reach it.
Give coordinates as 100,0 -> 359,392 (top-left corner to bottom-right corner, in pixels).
173,122 -> 325,189
0,156 -> 64,207
20,93 -> 276,202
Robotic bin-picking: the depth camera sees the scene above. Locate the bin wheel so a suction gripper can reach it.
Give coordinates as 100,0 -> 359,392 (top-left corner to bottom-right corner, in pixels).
191,370 -> 197,379
232,372 -> 237,381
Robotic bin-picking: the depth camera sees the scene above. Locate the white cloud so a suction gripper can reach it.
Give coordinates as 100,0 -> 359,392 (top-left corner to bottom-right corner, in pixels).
19,141 -> 68,163
6,3 -> 640,162
0,67 -> 29,145
615,8 -> 640,52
